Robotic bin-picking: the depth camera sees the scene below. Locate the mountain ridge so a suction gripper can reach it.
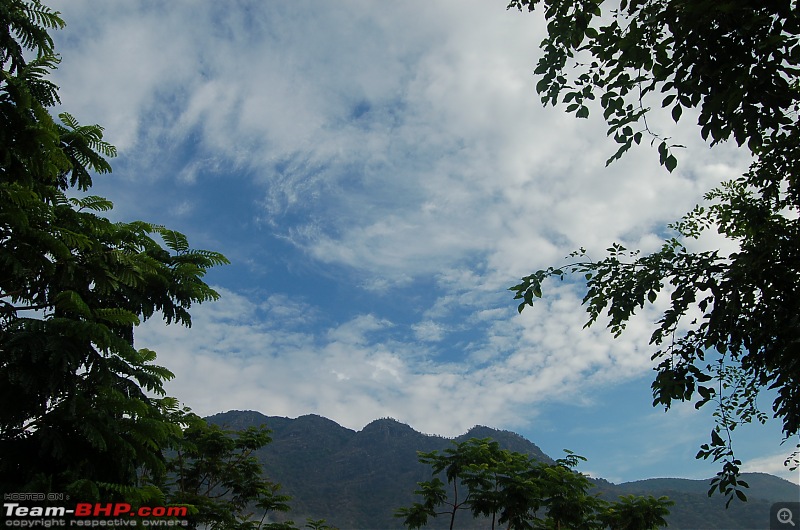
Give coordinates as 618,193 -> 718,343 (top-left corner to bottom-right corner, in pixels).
206,410 -> 798,529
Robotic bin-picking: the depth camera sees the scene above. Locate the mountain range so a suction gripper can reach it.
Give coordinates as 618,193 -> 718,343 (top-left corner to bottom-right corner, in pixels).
207,410 -> 799,529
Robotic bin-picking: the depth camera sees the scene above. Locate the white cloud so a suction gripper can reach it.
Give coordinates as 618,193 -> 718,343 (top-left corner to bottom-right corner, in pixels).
170,200 -> 194,217
412,320 -> 447,342
138,283 -> 663,438
742,449 -> 800,485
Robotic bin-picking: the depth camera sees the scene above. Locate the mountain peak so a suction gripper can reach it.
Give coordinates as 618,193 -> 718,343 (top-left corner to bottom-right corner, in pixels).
458,424 -> 552,463
361,416 -> 414,432
206,409 -> 272,430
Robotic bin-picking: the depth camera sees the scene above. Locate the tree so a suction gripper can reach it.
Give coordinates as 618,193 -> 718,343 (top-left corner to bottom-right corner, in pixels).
395,438 -> 515,530
302,519 -> 339,530
507,0 -> 800,505
600,495 -> 673,530
148,405 -> 338,530
396,438 -> 672,529
0,0 -> 228,500
152,406 -> 295,530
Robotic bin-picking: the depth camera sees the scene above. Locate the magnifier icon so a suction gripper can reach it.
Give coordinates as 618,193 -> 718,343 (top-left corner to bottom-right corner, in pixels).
778,507 -> 796,526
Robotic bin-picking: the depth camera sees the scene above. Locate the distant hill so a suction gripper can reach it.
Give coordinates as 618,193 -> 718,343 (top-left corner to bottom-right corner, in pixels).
207,410 -> 799,530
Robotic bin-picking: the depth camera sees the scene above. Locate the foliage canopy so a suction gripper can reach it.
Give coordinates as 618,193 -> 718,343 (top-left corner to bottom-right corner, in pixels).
0,0 -> 229,499
396,438 -> 672,529
152,406 -> 299,530
508,0 -> 800,504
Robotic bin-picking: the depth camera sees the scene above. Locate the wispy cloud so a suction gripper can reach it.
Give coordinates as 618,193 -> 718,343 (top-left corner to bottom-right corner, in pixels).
140,284 -> 661,438
50,0 -> 781,483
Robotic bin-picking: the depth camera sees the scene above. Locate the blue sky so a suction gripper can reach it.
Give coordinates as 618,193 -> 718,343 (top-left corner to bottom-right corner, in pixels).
50,0 -> 796,485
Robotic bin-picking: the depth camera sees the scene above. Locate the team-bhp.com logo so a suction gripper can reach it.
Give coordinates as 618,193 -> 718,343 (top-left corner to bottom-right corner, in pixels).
4,501 -> 189,527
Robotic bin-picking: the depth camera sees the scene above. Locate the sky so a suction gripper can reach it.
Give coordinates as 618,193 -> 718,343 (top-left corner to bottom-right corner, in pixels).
48,0 -> 798,485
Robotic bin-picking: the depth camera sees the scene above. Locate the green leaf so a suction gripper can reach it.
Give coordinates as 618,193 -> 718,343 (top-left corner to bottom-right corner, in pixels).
159,228 -> 190,253
70,195 -> 114,212
671,104 -> 682,122
94,308 -> 141,326
54,290 -> 92,318
664,154 -> 677,172
710,429 -> 725,446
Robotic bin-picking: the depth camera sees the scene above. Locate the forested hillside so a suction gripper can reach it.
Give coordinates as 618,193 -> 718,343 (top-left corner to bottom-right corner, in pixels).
208,411 -> 798,529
